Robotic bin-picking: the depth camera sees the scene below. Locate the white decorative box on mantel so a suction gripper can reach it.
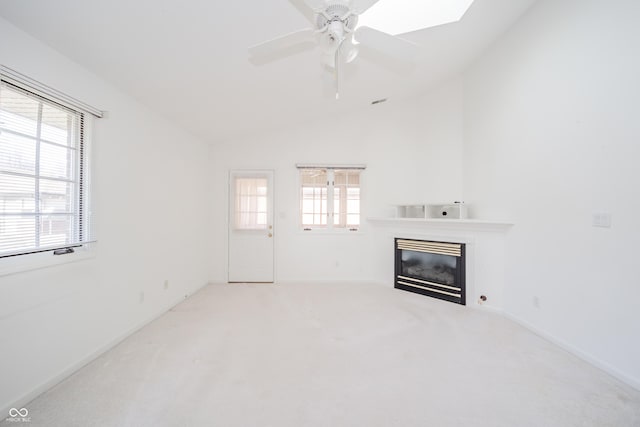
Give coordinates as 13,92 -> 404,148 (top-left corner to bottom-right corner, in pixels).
394,203 -> 471,220
367,217 -> 513,312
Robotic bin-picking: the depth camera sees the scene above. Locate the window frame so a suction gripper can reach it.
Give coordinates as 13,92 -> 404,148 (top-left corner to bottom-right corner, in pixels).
0,67 -> 98,275
298,166 -> 364,233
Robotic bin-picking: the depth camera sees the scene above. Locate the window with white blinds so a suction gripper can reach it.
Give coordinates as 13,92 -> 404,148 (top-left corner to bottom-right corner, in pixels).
300,167 -> 361,231
0,79 -> 90,258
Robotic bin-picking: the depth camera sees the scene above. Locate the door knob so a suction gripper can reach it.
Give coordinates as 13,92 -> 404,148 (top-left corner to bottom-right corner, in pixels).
268,233 -> 273,238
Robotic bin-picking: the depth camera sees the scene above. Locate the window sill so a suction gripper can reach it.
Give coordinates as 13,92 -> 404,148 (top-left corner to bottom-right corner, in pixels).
0,244 -> 96,277
299,229 -> 365,236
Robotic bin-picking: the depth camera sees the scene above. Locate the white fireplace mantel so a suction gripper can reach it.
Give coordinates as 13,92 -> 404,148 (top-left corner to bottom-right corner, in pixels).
367,217 -> 513,312
367,217 -> 514,232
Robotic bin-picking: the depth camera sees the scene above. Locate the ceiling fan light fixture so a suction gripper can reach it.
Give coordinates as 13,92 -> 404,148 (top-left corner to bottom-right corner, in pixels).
319,20 -> 346,51
320,40 -> 357,68
340,36 -> 359,63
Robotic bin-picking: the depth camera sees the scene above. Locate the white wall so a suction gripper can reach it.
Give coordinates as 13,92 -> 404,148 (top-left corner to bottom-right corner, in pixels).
209,80 -> 465,283
0,18 -> 212,412
4,0 -> 638,412
463,0 -> 640,388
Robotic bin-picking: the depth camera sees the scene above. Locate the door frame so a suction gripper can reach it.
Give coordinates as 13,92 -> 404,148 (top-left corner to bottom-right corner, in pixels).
227,169 -> 276,283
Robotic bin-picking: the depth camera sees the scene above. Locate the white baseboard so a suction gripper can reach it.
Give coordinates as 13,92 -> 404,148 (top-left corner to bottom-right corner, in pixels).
275,279 -> 381,286
466,298 -> 639,391
3,280 -> 637,418
0,281 -> 210,418
504,311 -> 640,392
469,302 -> 504,315
208,281 -> 640,392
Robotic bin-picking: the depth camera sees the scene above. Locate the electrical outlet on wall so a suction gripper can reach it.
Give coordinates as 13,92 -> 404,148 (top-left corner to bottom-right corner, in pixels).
164,280 -> 169,290
139,292 -> 145,303
533,296 -> 540,309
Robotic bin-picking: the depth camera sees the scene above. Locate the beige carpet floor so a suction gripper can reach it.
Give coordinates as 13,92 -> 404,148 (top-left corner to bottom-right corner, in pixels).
4,282 -> 640,427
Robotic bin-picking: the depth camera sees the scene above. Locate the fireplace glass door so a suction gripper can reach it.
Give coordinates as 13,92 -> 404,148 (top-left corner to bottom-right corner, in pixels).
395,239 -> 466,305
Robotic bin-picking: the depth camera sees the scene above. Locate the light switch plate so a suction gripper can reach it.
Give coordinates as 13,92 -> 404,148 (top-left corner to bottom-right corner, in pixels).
593,213 -> 612,228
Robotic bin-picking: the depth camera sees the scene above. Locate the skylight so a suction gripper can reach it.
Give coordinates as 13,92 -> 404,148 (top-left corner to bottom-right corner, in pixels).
358,0 -> 475,35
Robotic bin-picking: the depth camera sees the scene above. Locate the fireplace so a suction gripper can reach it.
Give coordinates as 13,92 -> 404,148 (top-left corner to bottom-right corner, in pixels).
395,238 -> 466,305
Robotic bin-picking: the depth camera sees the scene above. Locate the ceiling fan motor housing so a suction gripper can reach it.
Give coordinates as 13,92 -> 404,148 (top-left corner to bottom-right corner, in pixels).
316,3 -> 358,55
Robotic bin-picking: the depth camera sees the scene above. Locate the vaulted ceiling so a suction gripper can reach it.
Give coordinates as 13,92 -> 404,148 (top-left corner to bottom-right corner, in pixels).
0,0 -> 536,143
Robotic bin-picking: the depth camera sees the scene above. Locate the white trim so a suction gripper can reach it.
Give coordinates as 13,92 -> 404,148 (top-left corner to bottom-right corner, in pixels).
299,167 -> 363,231
504,311 -> 640,391
0,241 -> 96,259
0,78 -> 96,266
298,229 -> 366,236
1,279 -> 637,416
296,163 -> 367,170
0,244 -> 96,277
227,170 -> 276,283
368,217 -> 514,231
0,281 -> 210,418
0,65 -> 103,118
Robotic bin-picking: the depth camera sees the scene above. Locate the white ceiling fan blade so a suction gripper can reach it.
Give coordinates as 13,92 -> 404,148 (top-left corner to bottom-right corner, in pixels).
352,0 -> 381,15
249,29 -> 316,64
354,26 -> 418,62
288,0 -> 320,24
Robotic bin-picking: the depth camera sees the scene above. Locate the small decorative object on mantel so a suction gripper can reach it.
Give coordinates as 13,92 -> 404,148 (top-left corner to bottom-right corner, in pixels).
428,201 -> 468,219
395,205 -> 428,219
395,202 -> 468,220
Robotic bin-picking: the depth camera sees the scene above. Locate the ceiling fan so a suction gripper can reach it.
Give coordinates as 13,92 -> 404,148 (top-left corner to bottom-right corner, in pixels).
248,0 -> 419,98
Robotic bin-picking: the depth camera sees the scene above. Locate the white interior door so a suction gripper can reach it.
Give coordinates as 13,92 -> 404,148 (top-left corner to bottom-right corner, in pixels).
228,170 -> 274,283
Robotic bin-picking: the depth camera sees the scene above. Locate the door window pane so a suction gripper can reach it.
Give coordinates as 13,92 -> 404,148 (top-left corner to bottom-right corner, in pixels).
235,177 -> 268,230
